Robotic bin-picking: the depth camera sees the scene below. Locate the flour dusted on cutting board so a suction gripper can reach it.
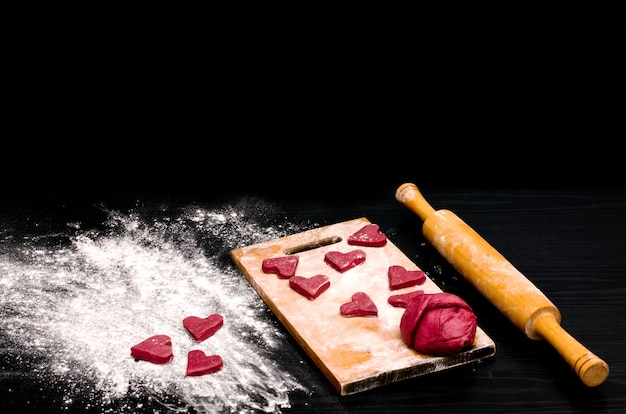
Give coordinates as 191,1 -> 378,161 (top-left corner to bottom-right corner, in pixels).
0,200 -> 310,413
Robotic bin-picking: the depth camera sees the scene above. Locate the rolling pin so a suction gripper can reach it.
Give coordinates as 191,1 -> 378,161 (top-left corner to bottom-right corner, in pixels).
395,183 -> 609,387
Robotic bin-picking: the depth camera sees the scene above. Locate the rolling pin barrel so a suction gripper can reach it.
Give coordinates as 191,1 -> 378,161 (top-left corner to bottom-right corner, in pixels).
395,183 -> 609,387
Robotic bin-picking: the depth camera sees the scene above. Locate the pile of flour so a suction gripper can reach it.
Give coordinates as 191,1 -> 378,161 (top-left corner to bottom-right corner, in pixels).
0,200 -> 313,413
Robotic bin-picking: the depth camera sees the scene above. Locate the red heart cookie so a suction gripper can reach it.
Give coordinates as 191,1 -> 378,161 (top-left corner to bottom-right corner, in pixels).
183,314 -> 224,342
347,224 -> 387,247
262,255 -> 299,279
186,349 -> 223,376
388,265 -> 426,290
387,290 -> 425,307
130,334 -> 173,364
324,250 -> 366,272
340,292 -> 378,317
289,275 -> 330,300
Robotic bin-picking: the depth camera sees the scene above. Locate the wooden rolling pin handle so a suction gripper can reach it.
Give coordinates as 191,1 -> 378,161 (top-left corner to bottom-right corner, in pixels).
395,183 -> 609,387
395,183 -> 436,220
533,312 -> 609,387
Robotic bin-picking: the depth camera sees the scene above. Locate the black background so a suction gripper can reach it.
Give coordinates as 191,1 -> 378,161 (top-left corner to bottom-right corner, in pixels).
6,3 -> 624,198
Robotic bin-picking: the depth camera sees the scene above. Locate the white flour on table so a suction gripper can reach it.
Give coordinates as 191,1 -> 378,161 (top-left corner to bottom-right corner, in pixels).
0,201 -> 311,413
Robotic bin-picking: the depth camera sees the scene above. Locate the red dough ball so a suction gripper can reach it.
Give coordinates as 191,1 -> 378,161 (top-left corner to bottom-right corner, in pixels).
399,292 -> 477,356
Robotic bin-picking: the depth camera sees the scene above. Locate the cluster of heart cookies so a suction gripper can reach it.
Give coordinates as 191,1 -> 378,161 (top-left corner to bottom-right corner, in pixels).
130,313 -> 224,376
262,224 -> 427,317
262,222 -> 478,356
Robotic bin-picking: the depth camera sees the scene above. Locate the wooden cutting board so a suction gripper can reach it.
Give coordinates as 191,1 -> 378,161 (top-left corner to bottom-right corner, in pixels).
230,217 -> 496,395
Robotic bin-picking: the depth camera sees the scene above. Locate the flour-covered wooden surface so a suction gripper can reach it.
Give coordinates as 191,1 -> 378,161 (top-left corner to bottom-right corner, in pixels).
231,217 -> 496,395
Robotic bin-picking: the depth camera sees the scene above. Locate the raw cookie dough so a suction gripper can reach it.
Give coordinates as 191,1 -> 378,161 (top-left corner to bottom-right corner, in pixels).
183,314 -> 224,342
262,255 -> 299,279
347,223 -> 387,247
289,274 -> 331,300
340,292 -> 378,317
186,350 -> 223,376
388,265 -> 426,290
324,250 -> 366,272
399,292 -> 477,356
130,334 -> 174,364
387,290 -> 425,307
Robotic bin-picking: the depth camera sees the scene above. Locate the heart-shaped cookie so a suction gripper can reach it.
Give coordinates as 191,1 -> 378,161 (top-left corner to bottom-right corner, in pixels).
262,255 -> 299,279
347,224 -> 387,247
388,265 -> 426,290
186,349 -> 223,376
183,314 -> 224,342
289,274 -> 330,300
388,290 -> 425,308
324,250 -> 366,272
130,334 -> 173,364
340,292 -> 378,317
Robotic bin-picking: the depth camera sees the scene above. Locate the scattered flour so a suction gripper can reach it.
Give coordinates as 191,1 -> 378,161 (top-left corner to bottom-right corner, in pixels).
0,200 -> 312,413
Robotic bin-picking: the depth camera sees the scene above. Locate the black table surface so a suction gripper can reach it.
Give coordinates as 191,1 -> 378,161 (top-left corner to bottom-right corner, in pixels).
1,184 -> 625,413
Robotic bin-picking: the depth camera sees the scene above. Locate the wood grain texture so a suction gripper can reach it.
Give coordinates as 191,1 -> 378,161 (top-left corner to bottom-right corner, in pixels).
231,217 -> 496,395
